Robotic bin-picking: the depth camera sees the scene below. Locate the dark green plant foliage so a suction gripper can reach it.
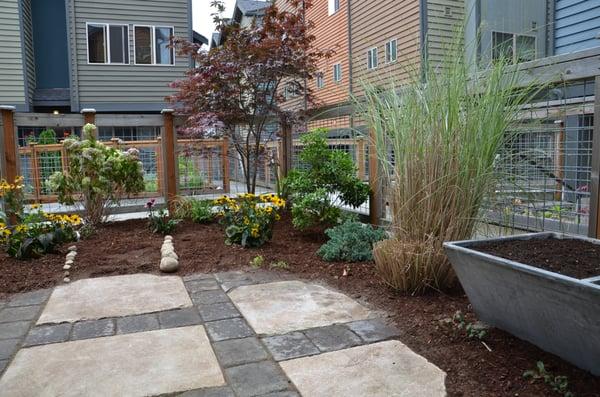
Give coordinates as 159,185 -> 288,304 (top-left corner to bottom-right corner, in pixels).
283,129 -> 369,230
189,200 -> 215,223
8,228 -> 74,259
317,220 -> 386,262
148,207 -> 180,235
523,361 -> 573,397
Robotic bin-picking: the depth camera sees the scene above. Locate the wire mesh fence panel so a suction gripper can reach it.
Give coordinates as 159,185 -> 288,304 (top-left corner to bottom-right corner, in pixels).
177,139 -> 229,196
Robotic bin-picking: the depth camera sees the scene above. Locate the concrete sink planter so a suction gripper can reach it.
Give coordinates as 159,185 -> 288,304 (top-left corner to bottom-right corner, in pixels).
443,232 -> 600,375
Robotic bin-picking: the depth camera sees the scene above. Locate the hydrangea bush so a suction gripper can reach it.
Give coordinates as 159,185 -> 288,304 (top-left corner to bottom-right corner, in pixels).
48,123 -> 145,227
213,193 -> 285,248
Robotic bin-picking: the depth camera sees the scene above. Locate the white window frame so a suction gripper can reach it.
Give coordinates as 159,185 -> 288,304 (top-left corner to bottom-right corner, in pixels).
86,22 -> 130,65
328,0 -> 341,16
367,47 -> 378,70
316,72 -> 324,89
133,25 -> 176,66
333,63 -> 342,83
385,39 -> 397,63
491,30 -> 537,64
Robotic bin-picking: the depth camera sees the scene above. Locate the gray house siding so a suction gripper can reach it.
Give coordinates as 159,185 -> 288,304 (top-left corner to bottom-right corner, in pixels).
555,0 -> 600,55
70,0 -> 191,112
22,0 -> 36,107
0,0 -> 27,110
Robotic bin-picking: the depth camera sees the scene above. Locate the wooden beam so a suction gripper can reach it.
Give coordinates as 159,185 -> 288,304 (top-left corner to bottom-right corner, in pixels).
281,122 -> 293,178
222,138 -> 230,193
368,128 -> 382,225
1,107 -> 18,184
590,76 -> 600,238
81,108 -> 96,126
161,110 -> 177,214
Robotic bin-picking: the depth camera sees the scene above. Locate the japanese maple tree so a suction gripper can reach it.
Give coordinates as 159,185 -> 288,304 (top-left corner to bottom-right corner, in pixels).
169,0 -> 329,193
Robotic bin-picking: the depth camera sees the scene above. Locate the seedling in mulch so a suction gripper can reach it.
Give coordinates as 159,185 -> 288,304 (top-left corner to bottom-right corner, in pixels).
523,361 -> 574,397
270,260 -> 289,269
452,311 -> 489,340
250,255 -> 264,269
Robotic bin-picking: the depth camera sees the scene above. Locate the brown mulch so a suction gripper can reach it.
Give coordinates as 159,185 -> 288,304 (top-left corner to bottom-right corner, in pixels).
1,213 -> 599,396
477,237 -> 600,279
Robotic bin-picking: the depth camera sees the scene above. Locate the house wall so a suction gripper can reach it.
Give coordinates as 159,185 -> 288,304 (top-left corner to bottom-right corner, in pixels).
0,0 -> 27,110
555,0 -> 600,55
350,0 -> 421,97
22,0 -> 36,106
308,0 -> 350,108
68,0 -> 192,112
426,0 -> 464,66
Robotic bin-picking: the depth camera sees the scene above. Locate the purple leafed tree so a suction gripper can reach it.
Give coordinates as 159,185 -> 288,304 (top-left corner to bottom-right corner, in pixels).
169,0 -> 330,193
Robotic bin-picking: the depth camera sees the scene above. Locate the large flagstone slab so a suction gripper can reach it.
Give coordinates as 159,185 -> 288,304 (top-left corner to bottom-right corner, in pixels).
38,274 -> 192,324
228,281 -> 372,335
280,340 -> 446,397
0,325 -> 225,397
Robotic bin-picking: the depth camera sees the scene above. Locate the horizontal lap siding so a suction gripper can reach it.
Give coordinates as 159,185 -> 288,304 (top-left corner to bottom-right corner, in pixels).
351,0 -> 421,97
72,0 -> 190,108
426,0 -> 464,66
0,0 -> 26,108
308,0 -> 350,108
555,0 -> 600,55
22,0 -> 36,105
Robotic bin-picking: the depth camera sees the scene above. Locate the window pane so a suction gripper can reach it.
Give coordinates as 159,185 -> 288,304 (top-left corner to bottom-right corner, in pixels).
387,40 -> 397,62
88,24 -> 106,63
109,25 -> 129,64
155,27 -> 173,65
135,26 -> 152,64
516,35 -> 536,63
492,32 -> 513,62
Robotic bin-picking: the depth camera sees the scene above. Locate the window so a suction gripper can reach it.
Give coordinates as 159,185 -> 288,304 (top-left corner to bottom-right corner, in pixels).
87,23 -> 129,64
367,47 -> 378,70
385,39 -> 397,63
328,0 -> 340,15
316,72 -> 324,89
134,26 -> 174,65
492,31 -> 536,64
333,63 -> 342,83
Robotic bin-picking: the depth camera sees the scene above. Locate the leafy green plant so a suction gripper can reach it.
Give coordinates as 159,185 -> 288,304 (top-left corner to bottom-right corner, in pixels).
179,156 -> 205,190
147,199 -> 180,235
174,198 -> 215,224
250,255 -> 264,268
47,124 -> 145,227
270,260 -> 289,269
451,311 -> 488,340
523,361 -> 573,397
317,220 -> 387,262
213,193 -> 285,248
283,129 -> 369,230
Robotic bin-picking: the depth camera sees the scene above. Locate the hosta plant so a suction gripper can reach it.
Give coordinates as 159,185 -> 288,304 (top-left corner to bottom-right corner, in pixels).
213,193 -> 285,248
48,123 -> 145,227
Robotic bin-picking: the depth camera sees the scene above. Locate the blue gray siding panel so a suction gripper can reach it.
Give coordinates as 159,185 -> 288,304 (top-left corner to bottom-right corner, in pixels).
22,0 -> 36,106
555,0 -> 600,55
0,0 -> 27,108
70,0 -> 191,112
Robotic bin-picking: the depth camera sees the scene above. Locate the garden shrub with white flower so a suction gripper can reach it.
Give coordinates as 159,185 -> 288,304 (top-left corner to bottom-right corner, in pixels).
213,193 -> 285,248
47,123 -> 145,228
0,176 -> 81,259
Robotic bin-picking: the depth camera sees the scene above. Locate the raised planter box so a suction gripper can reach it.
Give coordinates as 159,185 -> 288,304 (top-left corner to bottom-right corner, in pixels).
443,233 -> 600,375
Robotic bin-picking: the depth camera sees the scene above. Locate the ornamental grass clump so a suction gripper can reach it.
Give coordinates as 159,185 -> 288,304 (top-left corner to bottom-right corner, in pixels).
213,193 -> 285,248
358,35 -> 540,293
48,123 -> 145,228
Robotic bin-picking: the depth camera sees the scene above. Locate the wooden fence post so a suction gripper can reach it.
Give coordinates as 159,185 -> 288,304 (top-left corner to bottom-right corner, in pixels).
1,106 -> 18,183
356,136 -> 366,181
81,108 -> 96,125
222,138 -> 230,193
589,76 -> 600,238
368,128 -> 383,225
280,122 -> 293,178
161,109 -> 177,214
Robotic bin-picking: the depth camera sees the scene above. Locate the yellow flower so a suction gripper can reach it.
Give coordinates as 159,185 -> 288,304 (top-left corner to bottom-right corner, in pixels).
250,227 -> 260,238
15,224 -> 28,233
275,214 -> 281,221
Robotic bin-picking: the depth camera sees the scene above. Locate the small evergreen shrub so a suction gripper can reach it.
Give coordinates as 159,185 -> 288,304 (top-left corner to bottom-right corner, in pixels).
317,220 -> 387,262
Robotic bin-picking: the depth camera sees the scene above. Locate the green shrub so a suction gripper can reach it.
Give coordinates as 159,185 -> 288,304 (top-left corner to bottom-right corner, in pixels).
317,220 -> 386,262
146,199 -> 180,235
283,129 -> 369,230
173,198 -> 215,223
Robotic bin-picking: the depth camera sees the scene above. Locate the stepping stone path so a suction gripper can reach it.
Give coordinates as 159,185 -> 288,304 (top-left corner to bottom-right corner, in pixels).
0,271 -> 447,396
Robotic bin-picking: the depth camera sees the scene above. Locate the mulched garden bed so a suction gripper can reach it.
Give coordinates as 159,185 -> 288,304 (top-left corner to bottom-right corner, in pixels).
477,237 -> 600,279
1,213 -> 599,396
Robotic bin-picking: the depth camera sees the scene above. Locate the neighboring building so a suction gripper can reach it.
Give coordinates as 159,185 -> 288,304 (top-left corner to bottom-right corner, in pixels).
209,0 -> 272,48
0,0 -> 193,114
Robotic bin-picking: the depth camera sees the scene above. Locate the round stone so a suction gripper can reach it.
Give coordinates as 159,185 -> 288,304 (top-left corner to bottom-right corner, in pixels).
63,277 -> 71,283
66,252 -> 77,260
164,235 -> 173,241
63,264 -> 71,270
163,251 -> 179,260
68,245 -> 77,252
65,260 -> 74,266
160,257 -> 179,273
64,271 -> 70,277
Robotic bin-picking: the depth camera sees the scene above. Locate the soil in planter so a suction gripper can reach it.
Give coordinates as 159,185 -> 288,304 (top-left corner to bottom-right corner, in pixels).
476,237 -> 600,279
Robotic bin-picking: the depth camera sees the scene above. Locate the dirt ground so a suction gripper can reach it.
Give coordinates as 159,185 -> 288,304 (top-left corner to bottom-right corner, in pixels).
1,213 -> 599,396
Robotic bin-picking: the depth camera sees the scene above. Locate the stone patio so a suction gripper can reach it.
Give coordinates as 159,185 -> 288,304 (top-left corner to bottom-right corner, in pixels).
0,271 -> 446,396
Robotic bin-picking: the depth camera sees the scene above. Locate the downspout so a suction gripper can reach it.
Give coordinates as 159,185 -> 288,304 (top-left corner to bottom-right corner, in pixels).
419,0 -> 428,82
347,0 -> 353,129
